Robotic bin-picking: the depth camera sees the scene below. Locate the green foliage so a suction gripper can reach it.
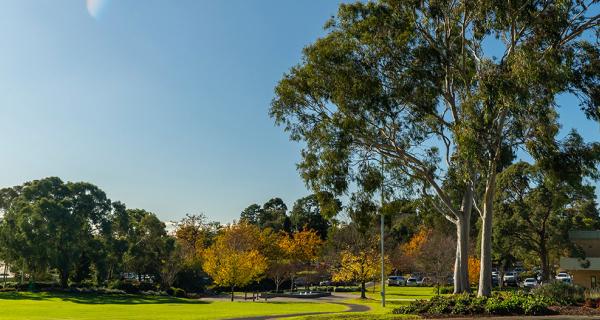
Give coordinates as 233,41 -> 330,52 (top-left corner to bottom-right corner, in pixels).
532,281 -> 585,306
494,133 -> 600,280
289,194 -> 332,239
436,286 -> 454,294
108,280 -> 157,294
166,287 -> 186,298
393,292 -> 553,316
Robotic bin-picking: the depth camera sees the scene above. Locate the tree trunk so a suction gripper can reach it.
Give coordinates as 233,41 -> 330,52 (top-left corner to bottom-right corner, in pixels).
60,268 -> 69,288
290,275 -> 295,292
540,243 -> 549,282
231,286 -> 235,301
453,185 -> 473,294
478,177 -> 496,297
360,281 -> 366,299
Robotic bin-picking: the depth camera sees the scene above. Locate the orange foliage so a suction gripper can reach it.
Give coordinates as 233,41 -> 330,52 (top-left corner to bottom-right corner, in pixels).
401,228 -> 432,257
468,256 -> 480,285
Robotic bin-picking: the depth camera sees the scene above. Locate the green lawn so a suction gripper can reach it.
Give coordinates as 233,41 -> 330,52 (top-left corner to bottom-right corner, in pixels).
289,286 -> 439,320
0,292 -> 348,320
365,285 -> 443,301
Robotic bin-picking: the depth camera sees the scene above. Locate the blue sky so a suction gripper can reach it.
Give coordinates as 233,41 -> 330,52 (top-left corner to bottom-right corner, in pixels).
0,1 -> 597,223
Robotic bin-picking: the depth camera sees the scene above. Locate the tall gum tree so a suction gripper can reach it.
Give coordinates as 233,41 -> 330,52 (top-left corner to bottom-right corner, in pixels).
270,0 -> 599,296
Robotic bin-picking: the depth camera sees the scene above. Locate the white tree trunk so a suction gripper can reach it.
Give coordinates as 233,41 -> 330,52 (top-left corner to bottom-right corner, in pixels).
454,215 -> 471,293
478,175 -> 496,297
453,185 -> 472,293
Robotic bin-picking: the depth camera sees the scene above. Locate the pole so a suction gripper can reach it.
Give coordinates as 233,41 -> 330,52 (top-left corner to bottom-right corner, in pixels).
380,154 -> 386,308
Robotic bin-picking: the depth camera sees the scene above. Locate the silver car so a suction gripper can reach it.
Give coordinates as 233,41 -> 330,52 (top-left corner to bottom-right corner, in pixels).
523,278 -> 538,288
387,276 -> 406,286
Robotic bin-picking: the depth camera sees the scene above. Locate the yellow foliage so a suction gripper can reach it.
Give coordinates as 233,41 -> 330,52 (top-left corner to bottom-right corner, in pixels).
280,229 -> 323,263
468,256 -> 480,285
332,249 -> 390,284
202,223 -> 268,290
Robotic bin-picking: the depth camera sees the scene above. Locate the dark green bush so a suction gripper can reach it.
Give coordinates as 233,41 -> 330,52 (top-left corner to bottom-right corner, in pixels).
532,281 -> 584,306
393,292 -> 552,316
108,280 -> 157,294
166,287 -> 186,297
523,295 -> 553,315
485,294 -> 525,314
437,286 -> 454,294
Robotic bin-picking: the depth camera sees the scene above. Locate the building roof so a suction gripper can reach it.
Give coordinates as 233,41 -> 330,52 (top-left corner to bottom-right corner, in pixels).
569,230 -> 600,240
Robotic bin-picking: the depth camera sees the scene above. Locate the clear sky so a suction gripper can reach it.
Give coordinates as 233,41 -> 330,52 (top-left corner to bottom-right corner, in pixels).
0,1 -> 598,224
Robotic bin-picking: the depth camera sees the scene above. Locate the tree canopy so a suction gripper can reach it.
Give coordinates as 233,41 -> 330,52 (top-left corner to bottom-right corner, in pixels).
271,0 -> 599,296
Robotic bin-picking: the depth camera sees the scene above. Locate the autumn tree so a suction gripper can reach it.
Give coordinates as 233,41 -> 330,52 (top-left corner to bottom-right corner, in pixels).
262,231 -> 299,293
202,223 -> 267,301
280,228 -> 323,290
468,257 -> 481,286
333,248 -> 390,299
271,0 -> 600,296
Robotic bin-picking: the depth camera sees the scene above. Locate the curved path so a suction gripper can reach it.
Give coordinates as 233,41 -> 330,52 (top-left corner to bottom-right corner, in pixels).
225,301 -> 370,320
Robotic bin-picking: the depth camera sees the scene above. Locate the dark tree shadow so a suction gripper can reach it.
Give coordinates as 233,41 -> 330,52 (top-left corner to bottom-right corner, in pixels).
0,292 -> 210,305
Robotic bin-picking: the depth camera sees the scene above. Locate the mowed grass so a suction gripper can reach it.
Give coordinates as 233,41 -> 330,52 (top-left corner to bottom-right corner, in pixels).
289,286 -> 438,319
365,285 -> 443,301
0,292 -> 348,320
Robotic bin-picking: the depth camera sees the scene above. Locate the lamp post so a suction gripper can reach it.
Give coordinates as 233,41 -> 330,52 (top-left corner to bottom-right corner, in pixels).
380,154 -> 386,308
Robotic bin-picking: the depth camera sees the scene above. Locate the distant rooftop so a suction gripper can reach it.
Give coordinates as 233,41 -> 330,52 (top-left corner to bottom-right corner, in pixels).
569,230 -> 600,240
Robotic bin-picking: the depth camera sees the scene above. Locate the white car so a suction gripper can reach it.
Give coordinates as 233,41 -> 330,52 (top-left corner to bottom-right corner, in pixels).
503,272 -> 518,285
556,272 -> 572,283
523,278 -> 538,288
406,277 -> 419,286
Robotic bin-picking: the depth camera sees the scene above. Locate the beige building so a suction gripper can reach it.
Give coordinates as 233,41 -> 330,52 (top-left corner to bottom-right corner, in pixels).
560,230 -> 600,288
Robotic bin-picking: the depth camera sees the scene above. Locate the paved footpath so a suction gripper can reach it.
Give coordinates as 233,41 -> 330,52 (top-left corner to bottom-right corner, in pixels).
201,293 -> 370,320
225,301 -> 369,320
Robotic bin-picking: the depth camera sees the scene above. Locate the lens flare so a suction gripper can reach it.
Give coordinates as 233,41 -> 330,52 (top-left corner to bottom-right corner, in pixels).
86,0 -> 110,19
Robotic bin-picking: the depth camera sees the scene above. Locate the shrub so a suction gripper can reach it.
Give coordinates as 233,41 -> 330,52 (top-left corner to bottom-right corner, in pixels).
437,286 -> 453,294
97,288 -> 126,295
166,287 -> 186,297
532,281 -> 584,306
330,286 -> 361,292
108,280 -> 158,294
393,292 -> 551,316
485,293 -> 526,315
523,295 -> 554,315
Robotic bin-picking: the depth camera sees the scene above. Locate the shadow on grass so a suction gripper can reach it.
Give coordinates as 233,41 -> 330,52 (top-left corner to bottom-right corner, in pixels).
0,292 -> 209,305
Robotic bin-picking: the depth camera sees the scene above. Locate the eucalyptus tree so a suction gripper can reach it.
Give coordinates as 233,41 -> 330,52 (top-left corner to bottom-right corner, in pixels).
0,177 -> 113,287
495,132 -> 600,281
270,0 -> 599,296
289,194 -> 336,238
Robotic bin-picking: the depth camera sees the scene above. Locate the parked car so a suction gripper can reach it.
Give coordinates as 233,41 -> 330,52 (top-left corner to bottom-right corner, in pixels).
387,276 -> 406,286
503,272 -> 518,286
556,272 -> 572,283
523,278 -> 538,288
492,274 -> 499,287
319,280 -> 332,286
417,277 -> 431,285
513,267 -> 524,274
406,276 -> 420,286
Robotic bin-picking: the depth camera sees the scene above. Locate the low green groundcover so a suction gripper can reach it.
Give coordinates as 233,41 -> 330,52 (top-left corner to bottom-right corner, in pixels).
393,292 -> 554,316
